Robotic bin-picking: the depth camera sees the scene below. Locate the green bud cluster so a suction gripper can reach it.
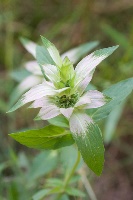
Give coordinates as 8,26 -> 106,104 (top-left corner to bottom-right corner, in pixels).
65,80 -> 70,87
55,93 -> 79,108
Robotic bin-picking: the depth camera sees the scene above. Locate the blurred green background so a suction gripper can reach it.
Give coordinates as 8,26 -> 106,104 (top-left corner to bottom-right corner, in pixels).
0,0 -> 133,199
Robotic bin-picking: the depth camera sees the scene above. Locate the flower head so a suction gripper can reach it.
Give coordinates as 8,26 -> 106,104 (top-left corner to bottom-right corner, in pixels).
8,36 -> 118,137
9,38 -> 99,107
8,36 -> 119,176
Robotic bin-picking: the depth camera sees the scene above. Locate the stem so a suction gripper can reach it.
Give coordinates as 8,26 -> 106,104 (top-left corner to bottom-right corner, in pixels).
81,174 -> 97,200
55,193 -> 62,200
64,150 -> 81,187
78,166 -> 97,200
55,150 -> 81,200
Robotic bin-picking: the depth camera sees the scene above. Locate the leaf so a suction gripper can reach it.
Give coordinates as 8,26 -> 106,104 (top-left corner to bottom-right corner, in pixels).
61,41 -> 99,64
60,195 -> 70,200
41,36 -> 62,67
75,45 -> 119,94
32,189 -> 51,200
92,78 -> 133,121
9,125 -> 74,150
46,186 -> 63,194
8,75 -> 41,107
104,101 -> 125,144
32,187 -> 69,200
48,115 -> 69,128
72,123 -> 104,176
85,83 -> 97,91
8,83 -> 68,113
94,45 -> 119,57
75,45 -> 119,78
10,69 -> 31,82
45,178 -> 63,188
28,151 -> 57,181
66,187 -> 85,197
20,37 -> 36,57
36,45 -> 55,65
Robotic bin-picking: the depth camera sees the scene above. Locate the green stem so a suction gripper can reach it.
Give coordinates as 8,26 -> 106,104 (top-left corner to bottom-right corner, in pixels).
64,150 -> 81,187
55,150 -> 81,200
81,172 -> 97,200
55,193 -> 63,200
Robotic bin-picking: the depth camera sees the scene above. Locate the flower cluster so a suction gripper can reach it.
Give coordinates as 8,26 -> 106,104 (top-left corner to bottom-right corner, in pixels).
8,36 -> 118,137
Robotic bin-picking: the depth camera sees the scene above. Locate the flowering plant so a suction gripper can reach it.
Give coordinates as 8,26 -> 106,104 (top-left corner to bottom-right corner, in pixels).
8,36 -> 133,179
9,37 -> 99,107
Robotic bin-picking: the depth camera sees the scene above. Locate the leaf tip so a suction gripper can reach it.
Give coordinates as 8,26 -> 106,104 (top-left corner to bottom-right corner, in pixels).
34,115 -> 41,121
8,133 -> 16,139
41,36 -> 51,48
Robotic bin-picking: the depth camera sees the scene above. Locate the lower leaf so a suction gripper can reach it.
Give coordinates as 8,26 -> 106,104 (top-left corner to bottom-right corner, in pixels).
72,123 -> 104,176
9,125 -> 74,150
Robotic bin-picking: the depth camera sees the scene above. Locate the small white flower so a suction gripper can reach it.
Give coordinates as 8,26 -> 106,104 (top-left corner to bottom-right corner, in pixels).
8,37 -> 118,137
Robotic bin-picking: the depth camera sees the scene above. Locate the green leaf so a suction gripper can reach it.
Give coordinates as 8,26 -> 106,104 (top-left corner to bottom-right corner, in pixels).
60,195 -> 70,200
94,45 -> 119,57
9,125 -> 74,150
85,83 -> 97,91
20,37 -> 36,57
36,45 -> 55,65
61,41 -> 99,64
45,178 -> 63,188
48,115 -> 69,128
92,78 -> 133,121
46,186 -> 63,194
41,36 -> 62,67
72,123 -> 104,176
28,151 -> 57,181
32,189 -> 51,200
66,187 -> 85,197
10,69 -> 31,82
104,101 -> 125,144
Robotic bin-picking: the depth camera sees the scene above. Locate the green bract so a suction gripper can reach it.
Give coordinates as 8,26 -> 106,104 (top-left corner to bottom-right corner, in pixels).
8,36 -> 126,176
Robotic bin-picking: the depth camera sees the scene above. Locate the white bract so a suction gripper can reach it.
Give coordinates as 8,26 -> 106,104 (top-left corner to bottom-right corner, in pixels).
11,38 -> 99,101
8,37 -> 118,137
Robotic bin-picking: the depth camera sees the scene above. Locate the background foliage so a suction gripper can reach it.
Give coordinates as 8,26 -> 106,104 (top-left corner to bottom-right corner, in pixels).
0,0 -> 133,199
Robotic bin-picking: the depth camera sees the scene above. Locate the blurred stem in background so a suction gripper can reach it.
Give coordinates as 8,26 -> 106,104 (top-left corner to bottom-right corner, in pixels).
5,12 -> 14,70
4,0 -> 16,71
